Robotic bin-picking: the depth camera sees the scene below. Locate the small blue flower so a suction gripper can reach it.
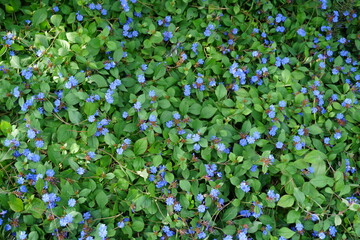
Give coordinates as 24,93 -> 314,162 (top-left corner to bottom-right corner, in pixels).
77,167 -> 85,175
297,28 -> 306,37
18,231 -> 27,240
198,204 -> 206,213
46,169 -> 55,177
163,31 -> 173,41
174,203 -> 182,212
166,197 -> 174,206
68,198 -> 76,207
329,226 -> 337,237
98,224 -> 107,238
76,12 -> 83,21
196,194 -> 204,202
276,141 -> 284,149
60,214 -> 73,226
240,181 -> 250,192
295,222 -> 304,231
133,101 -> 142,111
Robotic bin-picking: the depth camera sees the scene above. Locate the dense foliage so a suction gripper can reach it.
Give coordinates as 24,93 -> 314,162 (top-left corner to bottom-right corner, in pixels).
0,0 -> 359,239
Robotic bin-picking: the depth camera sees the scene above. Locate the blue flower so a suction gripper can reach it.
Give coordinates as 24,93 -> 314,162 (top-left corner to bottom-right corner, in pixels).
267,190 -> 280,201
137,74 -> 145,84
329,226 -> 337,237
311,214 -> 319,221
240,181 -> 250,192
60,213 -> 73,226
35,140 -> 44,148
239,138 -> 247,146
276,141 -> 284,149
165,197 -> 174,206
76,12 -> 83,21
166,121 -> 173,128
174,203 -> 182,212
98,224 -> 107,238
83,212 -> 92,220
21,68 -> 33,80
18,231 -> 27,240
11,86 -> 21,98
163,31 -> 173,41
118,221 -> 125,228
297,28 -> 306,37
77,167 -> 85,175
269,126 -> 278,136
184,85 -> 191,96
295,222 -> 303,231
193,143 -> 200,151
198,232 -> 206,239
19,185 -> 27,193
318,232 -> 326,239
196,194 -> 204,202
95,3 -> 102,10
141,64 -> 148,71
46,169 -> 55,177
198,204 -> 206,213
27,129 -> 36,139
65,76 -> 78,89
279,100 -> 287,108
68,198 -> 76,207
334,131 -> 342,139
210,188 -> 220,199
133,101 -> 142,111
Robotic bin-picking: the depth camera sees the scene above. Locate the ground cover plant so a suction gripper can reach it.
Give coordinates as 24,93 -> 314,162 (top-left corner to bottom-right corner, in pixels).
0,0 -> 359,239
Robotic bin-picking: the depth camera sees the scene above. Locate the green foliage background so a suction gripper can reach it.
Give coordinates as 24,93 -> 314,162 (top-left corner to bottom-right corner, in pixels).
0,0 -> 359,239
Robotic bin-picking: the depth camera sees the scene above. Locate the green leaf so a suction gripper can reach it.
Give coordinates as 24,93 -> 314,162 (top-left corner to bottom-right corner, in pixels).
303,150 -> 326,163
28,231 -> 39,240
310,175 -> 334,188
68,109 -> 83,124
106,41 -> 118,51
84,102 -> 98,116
292,70 -> 305,80
10,55 -> 21,68
179,180 -> 191,192
9,194 -> 23,212
335,215 -> 342,226
286,210 -> 300,223
50,14 -> 62,27
215,84 -> 227,100
308,125 -> 323,135
222,207 -> 238,221
165,172 -> 174,183
154,64 -> 166,80
132,218 -> 144,232
90,74 -> 108,88
158,99 -> 171,109
96,190 -> 108,208
27,198 -> 46,218
134,138 -> 148,155
150,31 -> 163,44
0,46 -> 6,57
281,69 -> 291,84
200,105 -> 217,119
113,48 -> 123,62
0,120 -> 11,135
32,8 -> 48,26
293,187 -> 305,204
57,125 -> 76,142
277,195 -> 295,208
278,227 -> 295,238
